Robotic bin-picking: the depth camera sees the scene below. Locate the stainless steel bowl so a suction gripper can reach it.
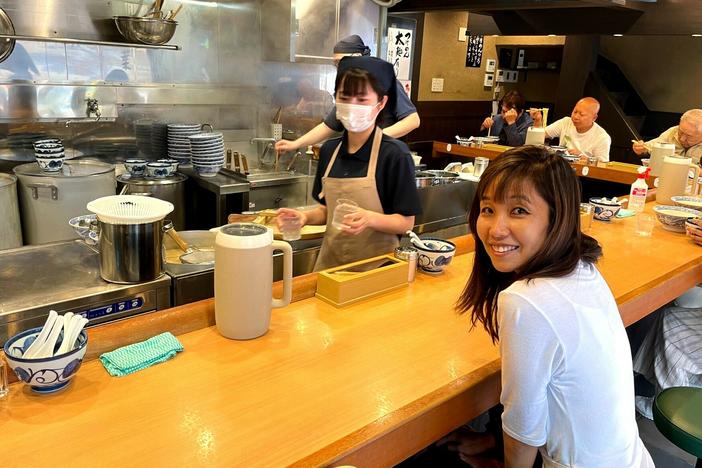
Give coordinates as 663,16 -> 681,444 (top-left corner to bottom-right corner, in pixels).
113,16 -> 178,45
415,171 -> 435,188
426,170 -> 460,185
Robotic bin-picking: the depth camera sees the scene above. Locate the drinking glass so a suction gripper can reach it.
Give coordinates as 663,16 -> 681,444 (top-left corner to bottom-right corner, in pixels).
636,213 -> 655,237
279,216 -> 302,241
579,203 -> 594,232
474,157 -> 489,178
332,199 -> 359,230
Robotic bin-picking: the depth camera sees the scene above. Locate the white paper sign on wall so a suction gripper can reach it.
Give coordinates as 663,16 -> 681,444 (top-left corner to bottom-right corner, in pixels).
387,27 -> 413,81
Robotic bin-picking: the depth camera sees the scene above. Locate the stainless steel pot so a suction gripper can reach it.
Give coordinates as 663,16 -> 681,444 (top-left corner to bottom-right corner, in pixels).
96,219 -> 166,284
426,170 -> 460,185
13,161 -> 116,245
0,173 -> 22,250
415,171 -> 435,188
116,173 -> 187,230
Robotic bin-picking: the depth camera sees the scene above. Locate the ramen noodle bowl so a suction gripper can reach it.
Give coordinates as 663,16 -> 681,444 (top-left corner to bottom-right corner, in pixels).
671,196 -> 702,211
652,205 -> 702,232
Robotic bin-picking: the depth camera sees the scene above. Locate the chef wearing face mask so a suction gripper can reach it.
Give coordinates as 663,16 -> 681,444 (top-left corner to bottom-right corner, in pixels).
276,56 -> 422,271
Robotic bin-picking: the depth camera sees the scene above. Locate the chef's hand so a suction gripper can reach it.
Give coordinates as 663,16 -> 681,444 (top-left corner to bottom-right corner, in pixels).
686,218 -> 702,246
274,139 -> 298,154
340,209 -> 374,236
528,108 -> 543,126
276,208 -> 306,229
632,140 -> 649,156
481,117 -> 494,131
503,108 -> 518,125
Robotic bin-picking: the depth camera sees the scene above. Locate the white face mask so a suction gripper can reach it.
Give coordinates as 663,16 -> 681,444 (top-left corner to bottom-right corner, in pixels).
336,102 -> 380,133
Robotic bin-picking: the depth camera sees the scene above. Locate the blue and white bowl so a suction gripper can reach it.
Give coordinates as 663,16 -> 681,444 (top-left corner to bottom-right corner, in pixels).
34,138 -> 62,147
589,197 -> 622,221
414,238 -> 456,273
157,159 -> 180,172
653,205 -> 702,232
146,162 -> 173,178
671,196 -> 702,211
124,159 -> 148,176
4,327 -> 88,394
68,214 -> 98,244
34,142 -> 65,155
193,164 -> 222,178
36,155 -> 65,172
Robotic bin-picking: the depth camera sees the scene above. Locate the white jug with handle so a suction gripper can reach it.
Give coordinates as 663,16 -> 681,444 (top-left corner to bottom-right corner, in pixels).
649,142 -> 675,176
656,156 -> 701,205
214,223 -> 293,340
525,127 -> 546,146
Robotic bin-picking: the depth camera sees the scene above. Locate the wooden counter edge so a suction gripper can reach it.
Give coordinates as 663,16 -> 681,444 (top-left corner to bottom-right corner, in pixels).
289,359 -> 502,468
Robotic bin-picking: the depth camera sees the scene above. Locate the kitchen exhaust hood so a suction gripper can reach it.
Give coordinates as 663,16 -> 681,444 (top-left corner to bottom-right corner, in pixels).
390,0 -> 662,35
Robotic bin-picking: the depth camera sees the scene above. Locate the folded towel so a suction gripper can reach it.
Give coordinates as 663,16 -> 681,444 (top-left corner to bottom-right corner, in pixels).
99,332 -> 184,377
616,209 -> 636,218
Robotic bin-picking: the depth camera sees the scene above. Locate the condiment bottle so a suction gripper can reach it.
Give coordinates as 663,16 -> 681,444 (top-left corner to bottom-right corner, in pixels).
628,166 -> 650,213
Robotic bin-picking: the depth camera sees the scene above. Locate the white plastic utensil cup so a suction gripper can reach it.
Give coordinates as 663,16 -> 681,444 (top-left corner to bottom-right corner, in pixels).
332,199 -> 359,231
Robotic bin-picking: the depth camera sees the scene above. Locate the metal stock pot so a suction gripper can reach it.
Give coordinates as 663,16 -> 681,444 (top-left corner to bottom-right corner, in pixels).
13,161 -> 116,245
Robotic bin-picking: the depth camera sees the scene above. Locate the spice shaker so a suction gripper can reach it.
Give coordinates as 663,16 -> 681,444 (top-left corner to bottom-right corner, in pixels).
394,246 -> 418,282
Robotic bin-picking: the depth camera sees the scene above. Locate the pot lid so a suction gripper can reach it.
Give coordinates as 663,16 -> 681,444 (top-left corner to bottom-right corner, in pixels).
87,195 -> 174,224
13,161 -> 115,178
0,172 -> 17,188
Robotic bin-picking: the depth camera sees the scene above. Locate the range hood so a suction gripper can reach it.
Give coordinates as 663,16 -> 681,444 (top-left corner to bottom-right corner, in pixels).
390,0 -> 669,35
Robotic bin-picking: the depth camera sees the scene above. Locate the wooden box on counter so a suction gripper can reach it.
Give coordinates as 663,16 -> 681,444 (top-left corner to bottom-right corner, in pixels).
316,254 -> 409,307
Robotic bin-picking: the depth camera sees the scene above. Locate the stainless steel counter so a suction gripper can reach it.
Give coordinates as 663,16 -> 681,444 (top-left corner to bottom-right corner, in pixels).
0,240 -> 171,345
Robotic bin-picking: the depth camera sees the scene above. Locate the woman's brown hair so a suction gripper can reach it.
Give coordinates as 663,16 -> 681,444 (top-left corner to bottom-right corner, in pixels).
456,146 -> 602,342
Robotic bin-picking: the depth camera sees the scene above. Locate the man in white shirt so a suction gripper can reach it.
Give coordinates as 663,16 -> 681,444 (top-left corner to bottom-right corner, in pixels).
632,108 -> 702,164
531,97 -> 612,162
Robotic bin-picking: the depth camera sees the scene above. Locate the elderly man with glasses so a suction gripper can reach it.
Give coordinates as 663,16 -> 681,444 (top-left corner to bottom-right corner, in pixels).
632,109 -> 702,164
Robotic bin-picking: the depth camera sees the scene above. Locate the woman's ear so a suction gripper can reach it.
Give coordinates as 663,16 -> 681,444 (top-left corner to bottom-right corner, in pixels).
377,94 -> 389,111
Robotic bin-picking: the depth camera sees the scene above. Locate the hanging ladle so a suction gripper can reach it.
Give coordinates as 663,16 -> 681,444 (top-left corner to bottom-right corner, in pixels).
164,221 -> 214,265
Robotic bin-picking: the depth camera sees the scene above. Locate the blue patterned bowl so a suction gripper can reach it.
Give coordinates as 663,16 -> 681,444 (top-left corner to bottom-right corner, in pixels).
36,155 -> 65,172
124,159 -> 147,176
3,327 -> 88,394
589,197 -> 622,221
414,237 -> 456,273
653,205 -> 702,232
145,162 -> 173,178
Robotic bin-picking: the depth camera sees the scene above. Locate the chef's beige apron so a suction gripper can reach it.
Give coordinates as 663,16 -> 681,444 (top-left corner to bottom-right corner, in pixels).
314,127 -> 400,271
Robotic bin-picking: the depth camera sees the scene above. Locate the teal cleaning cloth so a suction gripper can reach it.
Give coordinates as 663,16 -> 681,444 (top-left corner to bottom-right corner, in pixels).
617,208 -> 636,218
99,332 -> 184,377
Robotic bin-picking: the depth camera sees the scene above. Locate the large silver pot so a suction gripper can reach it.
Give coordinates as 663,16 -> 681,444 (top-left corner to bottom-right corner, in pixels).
426,170 -> 460,185
415,171 -> 435,188
96,219 -> 166,284
0,173 -> 22,250
116,173 -> 187,230
13,161 -> 116,245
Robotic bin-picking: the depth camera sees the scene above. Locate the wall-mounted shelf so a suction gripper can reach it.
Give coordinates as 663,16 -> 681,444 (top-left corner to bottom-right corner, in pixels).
0,34 -> 181,51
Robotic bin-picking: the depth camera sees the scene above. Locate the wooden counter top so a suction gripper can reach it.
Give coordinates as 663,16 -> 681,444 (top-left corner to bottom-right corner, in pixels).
431,141 -> 651,186
3,203 -> 701,466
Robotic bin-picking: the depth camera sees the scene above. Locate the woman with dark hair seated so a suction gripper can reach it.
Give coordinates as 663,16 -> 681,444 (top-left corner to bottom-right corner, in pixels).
276,56 -> 421,271
480,90 -> 533,146
454,146 -> 653,467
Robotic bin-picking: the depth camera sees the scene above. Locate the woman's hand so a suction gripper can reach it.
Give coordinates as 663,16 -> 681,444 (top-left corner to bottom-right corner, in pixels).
686,218 -> 702,246
528,108 -> 543,127
340,208 -> 375,236
276,208 -> 307,230
274,139 -> 298,154
503,108 -> 518,125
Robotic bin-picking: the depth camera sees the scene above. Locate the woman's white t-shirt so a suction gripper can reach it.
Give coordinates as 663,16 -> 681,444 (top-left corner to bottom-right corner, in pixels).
545,117 -> 612,162
497,261 -> 654,468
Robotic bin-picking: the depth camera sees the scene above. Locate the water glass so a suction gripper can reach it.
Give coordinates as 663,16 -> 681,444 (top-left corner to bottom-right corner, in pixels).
579,203 -> 594,232
332,199 -> 359,230
0,357 -> 8,398
280,216 -> 302,241
474,157 -> 489,178
636,213 -> 655,237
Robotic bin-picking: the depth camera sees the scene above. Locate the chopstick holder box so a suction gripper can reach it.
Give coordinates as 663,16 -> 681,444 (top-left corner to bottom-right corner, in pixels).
315,254 -> 408,307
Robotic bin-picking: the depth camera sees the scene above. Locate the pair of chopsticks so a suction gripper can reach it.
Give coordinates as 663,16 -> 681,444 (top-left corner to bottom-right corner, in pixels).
144,1 -> 183,20
631,139 -> 652,152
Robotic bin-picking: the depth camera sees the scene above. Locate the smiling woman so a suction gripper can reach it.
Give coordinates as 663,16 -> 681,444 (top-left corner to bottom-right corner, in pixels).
454,146 -> 654,468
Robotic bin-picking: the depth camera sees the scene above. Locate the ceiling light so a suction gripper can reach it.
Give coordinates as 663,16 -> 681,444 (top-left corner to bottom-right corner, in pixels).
693,34 -> 702,37
613,34 -> 624,37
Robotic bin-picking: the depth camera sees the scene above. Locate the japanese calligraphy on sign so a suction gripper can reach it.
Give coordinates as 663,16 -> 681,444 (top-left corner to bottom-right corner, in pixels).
386,27 -> 412,80
466,34 -> 484,68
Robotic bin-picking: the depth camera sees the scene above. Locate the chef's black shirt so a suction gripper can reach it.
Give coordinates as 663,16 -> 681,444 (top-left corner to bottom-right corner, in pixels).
312,131 -> 422,217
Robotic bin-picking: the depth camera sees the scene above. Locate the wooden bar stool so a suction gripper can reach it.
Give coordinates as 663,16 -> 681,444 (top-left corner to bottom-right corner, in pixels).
652,386 -> 702,468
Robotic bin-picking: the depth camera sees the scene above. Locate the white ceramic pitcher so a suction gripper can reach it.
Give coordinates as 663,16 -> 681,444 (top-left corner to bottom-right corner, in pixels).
214,223 -> 293,340
656,156 -> 701,205
649,142 -> 675,176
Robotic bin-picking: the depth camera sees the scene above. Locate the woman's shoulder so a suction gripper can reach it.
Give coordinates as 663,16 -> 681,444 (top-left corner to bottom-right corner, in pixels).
379,134 -> 411,157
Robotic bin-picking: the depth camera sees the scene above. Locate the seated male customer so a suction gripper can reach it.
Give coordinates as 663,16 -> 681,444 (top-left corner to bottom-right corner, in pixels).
530,97 -> 611,162
480,90 -> 532,146
632,108 -> 702,164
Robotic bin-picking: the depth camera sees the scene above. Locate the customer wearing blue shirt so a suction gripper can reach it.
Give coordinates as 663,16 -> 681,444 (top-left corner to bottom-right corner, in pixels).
480,90 -> 532,147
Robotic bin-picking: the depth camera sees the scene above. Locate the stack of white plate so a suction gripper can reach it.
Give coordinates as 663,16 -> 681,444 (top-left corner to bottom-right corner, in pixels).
189,132 -> 224,178
151,122 -> 169,159
167,124 -> 202,163
135,120 -> 153,158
